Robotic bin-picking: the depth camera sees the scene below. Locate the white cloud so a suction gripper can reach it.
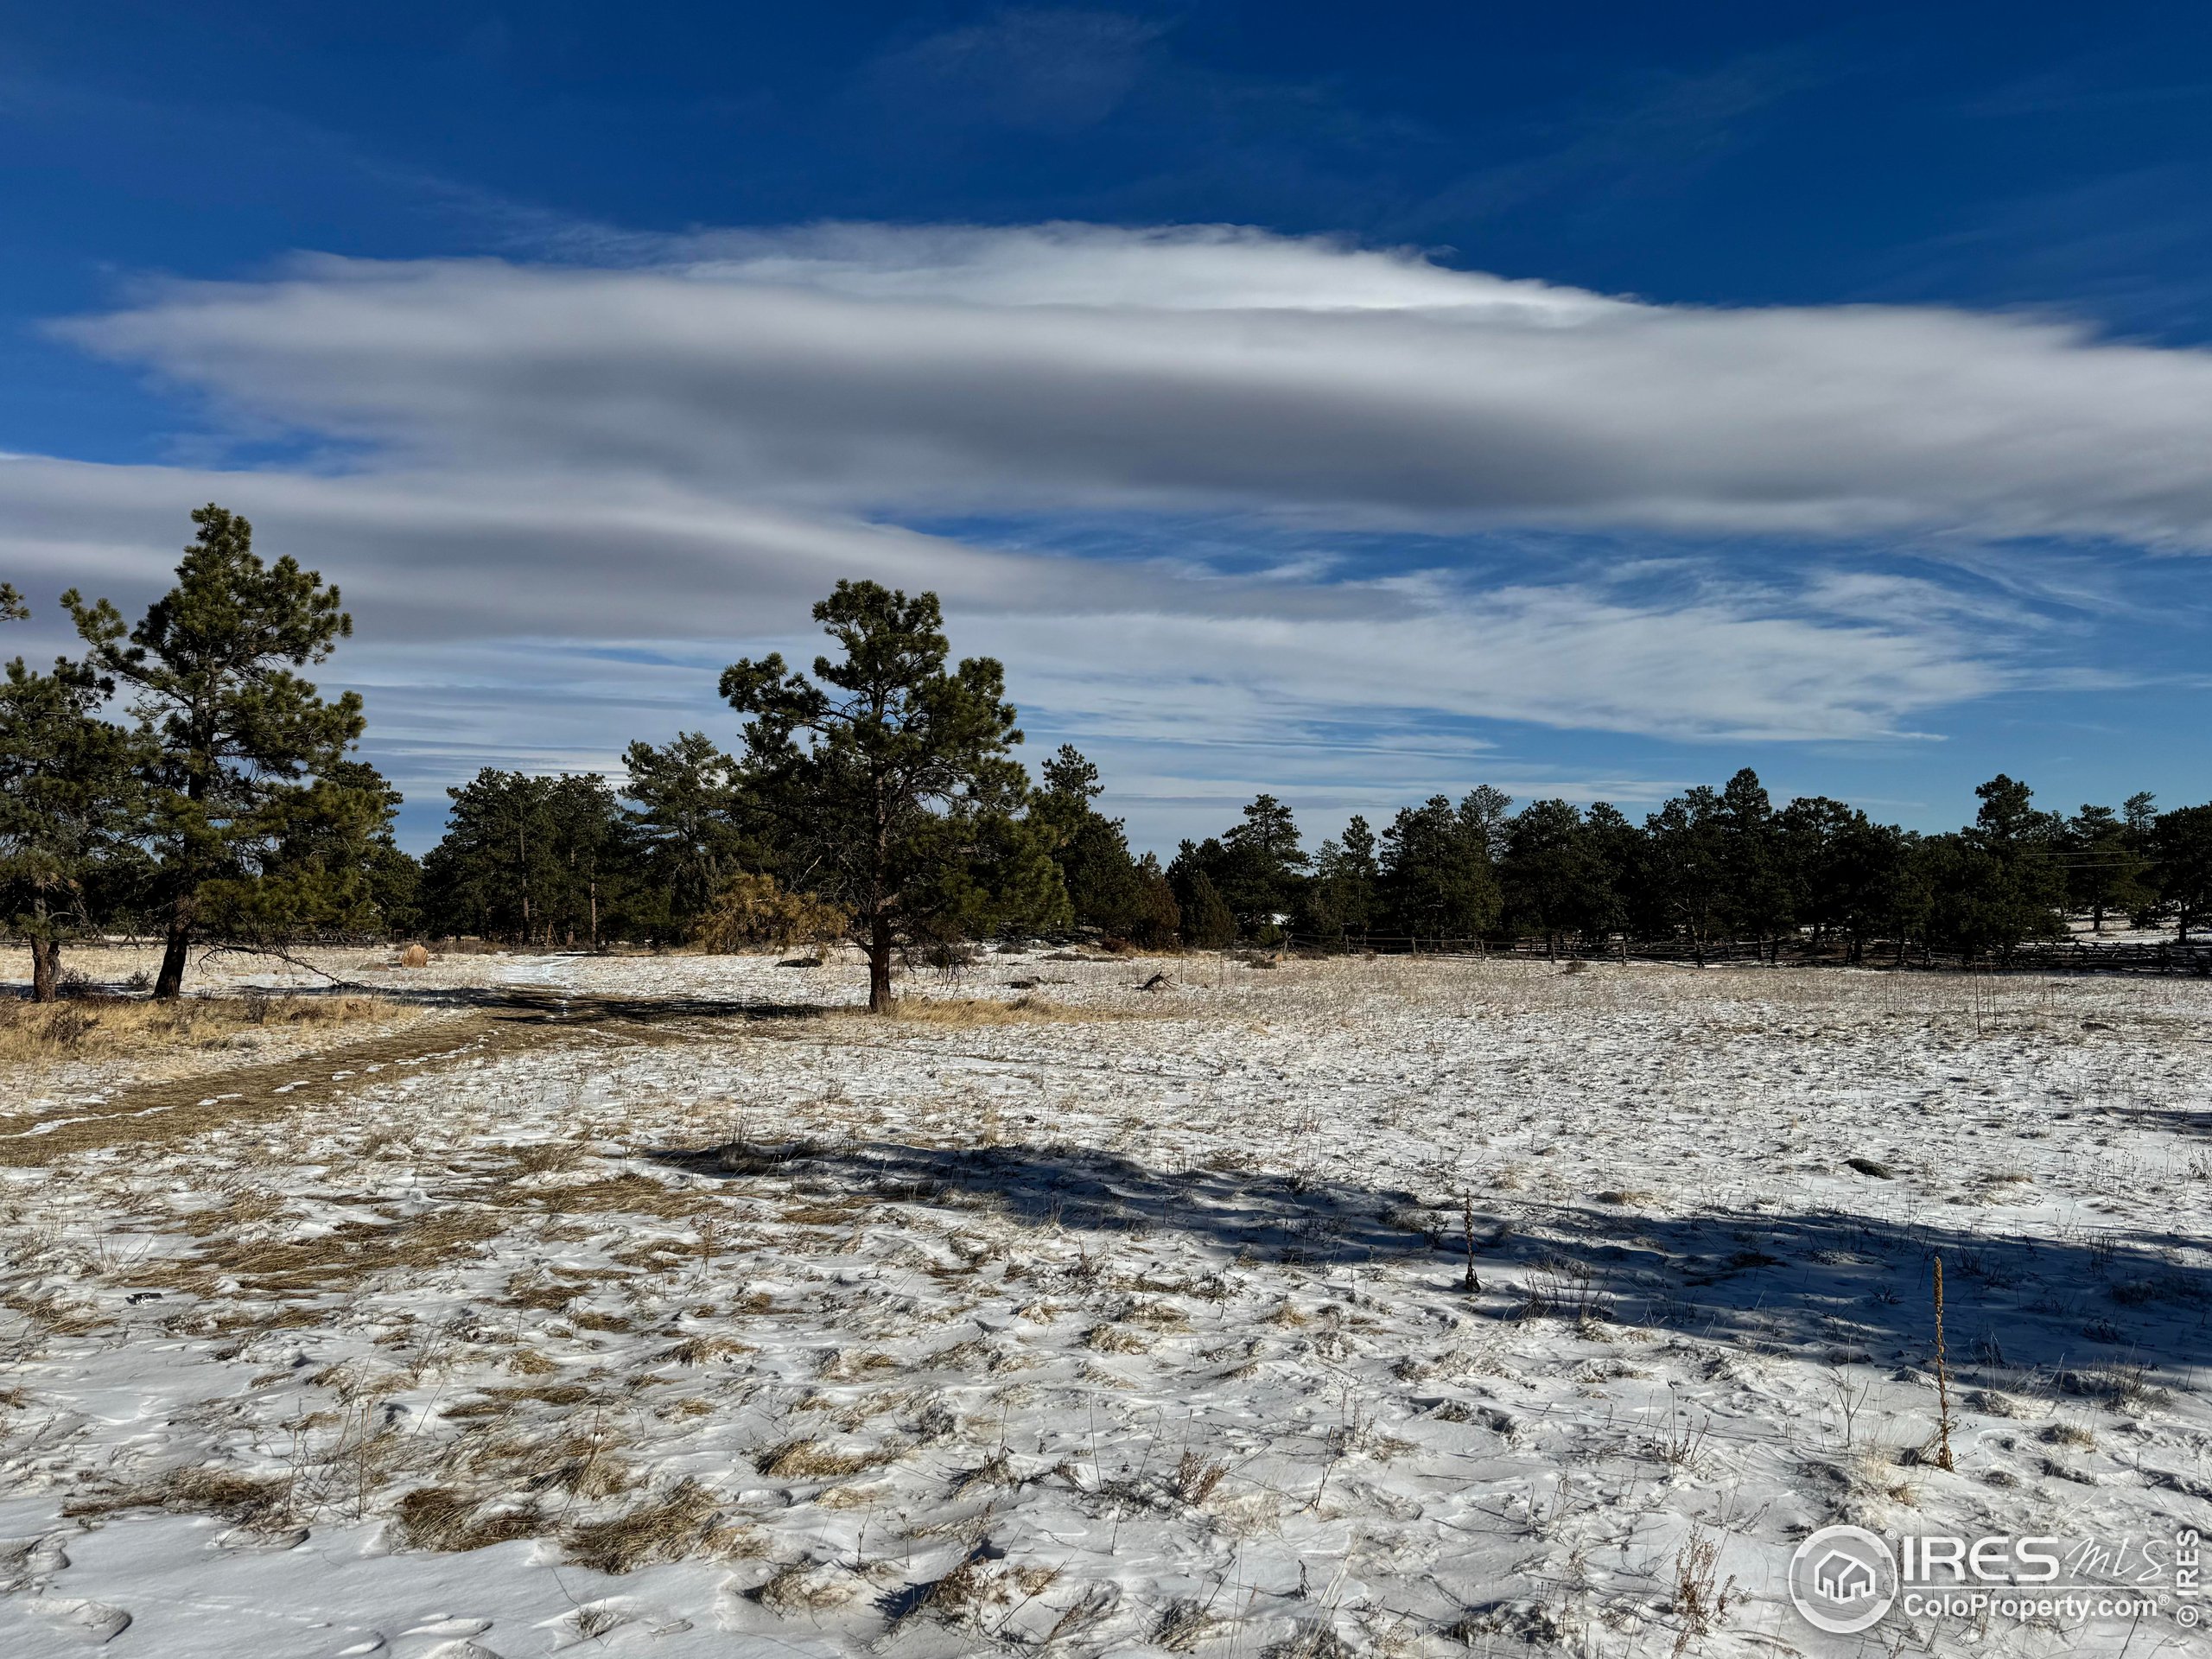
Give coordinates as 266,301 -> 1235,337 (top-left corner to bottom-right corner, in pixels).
12,221 -> 2171,837
58,222 -> 2212,540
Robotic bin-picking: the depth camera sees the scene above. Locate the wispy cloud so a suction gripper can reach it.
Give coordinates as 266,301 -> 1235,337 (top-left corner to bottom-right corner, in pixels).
8,221 -> 2187,839
60,224 -> 2212,541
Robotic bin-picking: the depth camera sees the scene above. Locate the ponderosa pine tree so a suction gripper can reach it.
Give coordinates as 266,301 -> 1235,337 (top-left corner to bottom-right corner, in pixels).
1178,868 -> 1237,948
421,769 -> 631,945
2065,803 -> 2154,934
1580,803 -> 1649,936
1499,798 -> 1611,956
1377,794 -> 1500,942
621,732 -> 751,936
1128,850 -> 1182,949
1214,794 -> 1309,937
319,760 -> 423,937
67,506 -> 365,998
2153,805 -> 2212,943
1714,769 -> 1795,961
243,755 -> 408,948
1643,787 -> 1727,963
421,769 -> 555,940
1300,816 -> 1378,945
1031,745 -> 1146,935
2123,792 -> 2163,923
721,581 -> 1062,1012
1459,785 -> 1516,862
0,599 -> 145,1000
1921,776 -> 2066,962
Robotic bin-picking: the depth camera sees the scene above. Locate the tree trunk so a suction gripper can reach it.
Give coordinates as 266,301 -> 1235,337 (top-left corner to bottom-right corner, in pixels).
154,908 -> 191,1001
868,913 -> 893,1014
29,937 -> 59,1004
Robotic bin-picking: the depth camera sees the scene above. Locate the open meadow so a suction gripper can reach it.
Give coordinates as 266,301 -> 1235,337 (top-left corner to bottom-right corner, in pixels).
1,947 -> 2207,1658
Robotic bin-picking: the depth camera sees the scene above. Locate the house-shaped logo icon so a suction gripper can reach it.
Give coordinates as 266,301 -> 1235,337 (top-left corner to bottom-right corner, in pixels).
1789,1525 -> 1898,1635
1814,1551 -> 1878,1604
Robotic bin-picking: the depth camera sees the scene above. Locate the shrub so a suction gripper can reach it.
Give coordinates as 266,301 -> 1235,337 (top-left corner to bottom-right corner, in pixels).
691,873 -> 850,953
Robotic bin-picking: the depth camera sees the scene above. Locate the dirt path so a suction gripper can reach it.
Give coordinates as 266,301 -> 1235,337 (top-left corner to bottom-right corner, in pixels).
0,992 -> 843,1164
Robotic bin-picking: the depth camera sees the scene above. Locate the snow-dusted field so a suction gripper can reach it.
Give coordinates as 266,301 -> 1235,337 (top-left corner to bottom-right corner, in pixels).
2,948 -> 2208,1658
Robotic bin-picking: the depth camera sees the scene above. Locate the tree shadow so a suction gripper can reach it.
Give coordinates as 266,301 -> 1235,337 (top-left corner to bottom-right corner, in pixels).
650,1135 -> 2210,1390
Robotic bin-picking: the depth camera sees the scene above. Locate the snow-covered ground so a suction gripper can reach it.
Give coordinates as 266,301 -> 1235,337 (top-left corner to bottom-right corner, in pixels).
2,948 -> 2208,1658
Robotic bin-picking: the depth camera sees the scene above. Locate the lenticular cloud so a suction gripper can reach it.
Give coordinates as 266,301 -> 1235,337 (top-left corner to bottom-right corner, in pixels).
60,222 -> 2212,544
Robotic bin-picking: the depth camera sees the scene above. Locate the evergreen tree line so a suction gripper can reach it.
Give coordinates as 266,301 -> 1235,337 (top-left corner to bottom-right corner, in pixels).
11,514 -> 2212,1007
1160,772 -> 2212,965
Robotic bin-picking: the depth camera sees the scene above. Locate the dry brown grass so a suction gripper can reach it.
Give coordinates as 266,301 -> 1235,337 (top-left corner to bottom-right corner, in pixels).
753,1437 -> 891,1479
64,1465 -> 295,1529
0,992 -> 391,1061
131,1208 -> 507,1296
660,1333 -> 755,1364
391,1486 -> 550,1551
562,1478 -> 733,1573
751,1560 -> 859,1613
884,995 -> 1140,1027
518,1173 -> 711,1218
442,1381 -> 600,1417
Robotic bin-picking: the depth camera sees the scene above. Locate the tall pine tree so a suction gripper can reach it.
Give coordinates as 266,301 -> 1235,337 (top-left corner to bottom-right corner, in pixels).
68,506 -> 365,997
721,582 -> 1062,1011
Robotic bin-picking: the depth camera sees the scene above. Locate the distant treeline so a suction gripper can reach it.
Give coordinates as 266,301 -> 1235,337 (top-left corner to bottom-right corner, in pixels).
9,507 -> 2212,1007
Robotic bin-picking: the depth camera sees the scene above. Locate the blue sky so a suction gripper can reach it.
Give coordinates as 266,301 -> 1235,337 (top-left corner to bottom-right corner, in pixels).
4,3 -> 2212,851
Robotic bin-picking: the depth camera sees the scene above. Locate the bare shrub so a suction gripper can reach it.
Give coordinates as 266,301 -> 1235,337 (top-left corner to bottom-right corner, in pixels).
1669,1523 -> 1738,1656
1168,1451 -> 1227,1505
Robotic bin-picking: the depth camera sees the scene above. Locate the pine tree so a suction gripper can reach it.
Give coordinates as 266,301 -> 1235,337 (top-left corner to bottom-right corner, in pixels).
1300,816 -> 1378,945
1715,768 -> 1795,959
1778,796 -> 1916,962
2064,804 -> 2153,935
1179,869 -> 1237,949
2153,805 -> 2212,944
422,770 -> 556,941
1643,788 -> 1727,963
67,506 -> 365,997
1457,785 -> 1515,861
423,770 -> 635,945
1580,803 -> 1648,938
721,581 -> 1059,1012
2123,792 -> 2163,925
1377,795 -> 1500,943
0,601 -> 145,1000
1129,852 -> 1181,950
1031,745 -> 1146,935
1216,794 -> 1309,937
1923,776 -> 2067,961
621,732 -> 750,937
251,757 -> 413,946
1498,799 -> 1610,956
